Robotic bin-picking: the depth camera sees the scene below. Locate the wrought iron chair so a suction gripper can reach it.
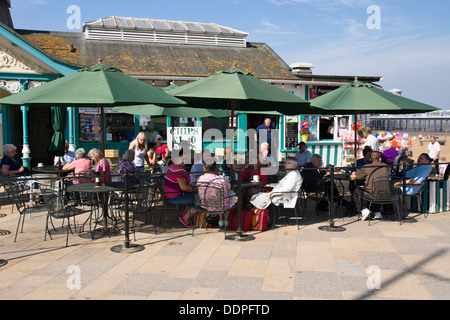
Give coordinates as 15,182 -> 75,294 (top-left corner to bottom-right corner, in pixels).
193,181 -> 236,238
41,188 -> 94,247
3,179 -> 47,243
269,184 -> 303,230
358,178 -> 402,225
155,178 -> 183,232
409,179 -> 429,218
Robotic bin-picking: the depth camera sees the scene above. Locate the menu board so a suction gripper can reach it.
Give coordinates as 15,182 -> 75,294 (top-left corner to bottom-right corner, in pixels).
285,116 -> 299,149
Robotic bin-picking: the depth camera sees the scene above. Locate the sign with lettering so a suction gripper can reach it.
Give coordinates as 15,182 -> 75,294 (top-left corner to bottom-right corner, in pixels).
167,127 -> 202,151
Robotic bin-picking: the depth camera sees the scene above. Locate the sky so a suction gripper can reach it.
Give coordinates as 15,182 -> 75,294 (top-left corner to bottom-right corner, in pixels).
9,0 -> 450,110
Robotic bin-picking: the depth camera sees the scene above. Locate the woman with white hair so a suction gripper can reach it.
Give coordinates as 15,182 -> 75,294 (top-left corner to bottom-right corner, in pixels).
1,144 -> 30,176
63,148 -> 92,184
381,140 -> 399,164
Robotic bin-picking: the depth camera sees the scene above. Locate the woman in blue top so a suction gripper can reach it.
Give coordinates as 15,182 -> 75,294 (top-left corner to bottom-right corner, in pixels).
1,144 -> 30,176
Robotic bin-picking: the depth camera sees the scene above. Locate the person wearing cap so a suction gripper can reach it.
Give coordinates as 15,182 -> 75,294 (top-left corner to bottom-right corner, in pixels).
155,135 -> 169,165
294,141 -> 312,167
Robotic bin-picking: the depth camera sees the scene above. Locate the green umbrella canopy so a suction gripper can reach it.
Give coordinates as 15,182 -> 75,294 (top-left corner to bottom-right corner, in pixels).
113,104 -> 284,118
0,63 -> 187,107
310,80 -> 440,114
113,104 -> 232,118
168,67 -> 320,115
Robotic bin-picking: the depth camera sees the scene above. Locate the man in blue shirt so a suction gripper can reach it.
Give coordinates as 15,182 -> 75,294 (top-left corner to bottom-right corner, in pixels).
54,141 -> 76,166
255,118 -> 273,151
395,153 -> 432,195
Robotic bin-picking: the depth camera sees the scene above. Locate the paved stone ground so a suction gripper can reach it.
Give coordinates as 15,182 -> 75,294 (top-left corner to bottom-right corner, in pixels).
0,196 -> 449,301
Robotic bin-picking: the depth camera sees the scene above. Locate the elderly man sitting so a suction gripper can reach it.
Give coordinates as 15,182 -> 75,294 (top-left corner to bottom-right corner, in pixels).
301,154 -> 349,209
250,157 -> 302,210
350,151 -> 390,221
394,153 -> 432,196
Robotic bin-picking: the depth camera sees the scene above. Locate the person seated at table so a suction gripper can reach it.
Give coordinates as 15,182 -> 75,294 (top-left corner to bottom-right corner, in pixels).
349,146 -> 372,196
164,149 -> 196,228
301,154 -> 349,208
394,153 -> 432,196
259,142 -> 278,183
118,149 -> 137,175
250,157 -> 302,209
294,141 -> 312,167
154,135 -> 170,165
1,144 -> 31,177
190,149 -> 213,186
54,141 -> 76,166
63,148 -> 92,184
381,141 -> 399,164
356,146 -> 372,167
350,151 -> 390,221
197,160 -> 236,228
146,142 -> 157,165
220,147 -> 233,177
88,148 -> 111,183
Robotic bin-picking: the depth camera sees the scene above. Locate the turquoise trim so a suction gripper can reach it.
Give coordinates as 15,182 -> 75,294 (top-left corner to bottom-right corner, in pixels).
67,107 -> 74,146
0,73 -> 59,81
0,25 -> 78,76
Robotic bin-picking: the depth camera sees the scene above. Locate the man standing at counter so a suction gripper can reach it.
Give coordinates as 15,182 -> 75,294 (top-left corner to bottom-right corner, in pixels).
255,118 -> 273,152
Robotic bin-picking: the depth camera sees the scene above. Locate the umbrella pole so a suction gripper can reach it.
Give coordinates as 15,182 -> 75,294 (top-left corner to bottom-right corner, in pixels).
227,100 -> 253,241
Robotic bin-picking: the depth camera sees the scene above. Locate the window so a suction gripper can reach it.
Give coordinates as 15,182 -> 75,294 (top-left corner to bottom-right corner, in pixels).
79,108 -> 135,143
141,116 -> 167,142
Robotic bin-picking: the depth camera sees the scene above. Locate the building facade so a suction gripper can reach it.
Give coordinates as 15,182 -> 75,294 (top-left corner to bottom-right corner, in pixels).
0,6 -> 381,167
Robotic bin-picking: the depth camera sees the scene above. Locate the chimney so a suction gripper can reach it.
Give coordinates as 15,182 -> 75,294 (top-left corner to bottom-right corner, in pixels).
0,0 -> 13,29
290,62 -> 314,76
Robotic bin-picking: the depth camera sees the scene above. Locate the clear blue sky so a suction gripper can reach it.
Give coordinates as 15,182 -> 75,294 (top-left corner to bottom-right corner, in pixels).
10,0 -> 450,110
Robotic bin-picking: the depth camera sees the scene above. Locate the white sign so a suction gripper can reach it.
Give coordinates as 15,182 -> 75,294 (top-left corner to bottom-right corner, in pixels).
168,127 -> 202,151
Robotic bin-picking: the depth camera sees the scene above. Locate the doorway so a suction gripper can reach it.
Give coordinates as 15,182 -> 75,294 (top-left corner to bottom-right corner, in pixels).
9,106 -> 53,166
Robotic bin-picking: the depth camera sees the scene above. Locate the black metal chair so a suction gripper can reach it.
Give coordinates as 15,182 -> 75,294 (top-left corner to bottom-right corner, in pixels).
269,186 -> 303,230
155,178 -> 183,232
358,178 -> 402,225
409,179 -> 429,218
193,181 -> 236,238
41,188 -> 93,247
3,179 -> 46,243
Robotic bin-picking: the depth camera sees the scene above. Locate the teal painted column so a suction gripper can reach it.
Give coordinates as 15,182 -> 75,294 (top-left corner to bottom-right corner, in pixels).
67,107 -> 75,151
20,105 -> 31,169
19,80 -> 31,169
237,113 -> 247,154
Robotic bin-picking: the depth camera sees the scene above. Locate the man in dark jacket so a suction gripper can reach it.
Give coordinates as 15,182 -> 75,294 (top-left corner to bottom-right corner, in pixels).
301,154 -> 348,208
350,151 -> 390,221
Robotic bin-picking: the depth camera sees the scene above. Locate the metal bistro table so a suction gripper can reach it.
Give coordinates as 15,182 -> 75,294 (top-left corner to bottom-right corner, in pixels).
32,165 -> 74,177
67,181 -> 138,242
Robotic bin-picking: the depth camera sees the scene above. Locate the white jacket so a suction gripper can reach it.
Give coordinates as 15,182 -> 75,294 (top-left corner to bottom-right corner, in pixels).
250,170 -> 303,209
